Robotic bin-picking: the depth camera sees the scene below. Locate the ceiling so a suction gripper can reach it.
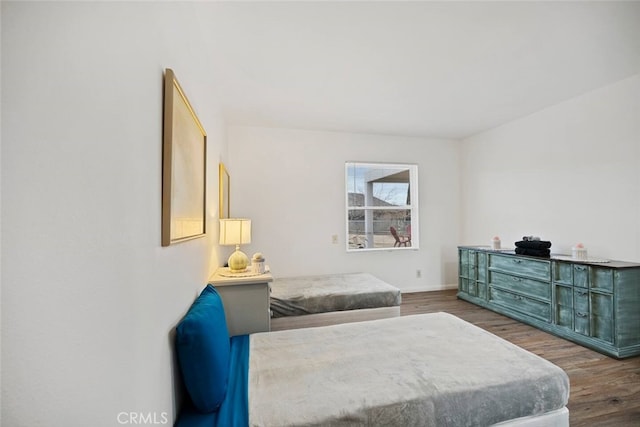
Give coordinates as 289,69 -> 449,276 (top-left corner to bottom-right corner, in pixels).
198,1 -> 640,140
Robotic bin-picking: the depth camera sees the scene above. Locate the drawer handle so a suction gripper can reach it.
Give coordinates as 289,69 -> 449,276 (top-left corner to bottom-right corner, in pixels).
512,277 -> 522,282
576,266 -> 587,271
576,312 -> 588,318
576,291 -> 588,296
513,259 -> 522,264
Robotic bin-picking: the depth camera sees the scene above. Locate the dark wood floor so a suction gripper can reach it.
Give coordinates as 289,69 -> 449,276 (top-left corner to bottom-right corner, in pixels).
401,290 -> 640,426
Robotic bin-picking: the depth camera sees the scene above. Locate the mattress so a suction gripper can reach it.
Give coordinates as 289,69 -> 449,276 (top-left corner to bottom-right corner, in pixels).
270,272 -> 401,318
249,312 -> 570,426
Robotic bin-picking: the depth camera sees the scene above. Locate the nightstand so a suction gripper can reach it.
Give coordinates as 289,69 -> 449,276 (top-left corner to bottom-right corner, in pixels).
208,267 -> 273,336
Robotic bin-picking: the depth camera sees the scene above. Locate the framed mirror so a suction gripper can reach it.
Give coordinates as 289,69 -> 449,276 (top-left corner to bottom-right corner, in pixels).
219,163 -> 230,219
161,68 -> 207,246
345,162 -> 419,251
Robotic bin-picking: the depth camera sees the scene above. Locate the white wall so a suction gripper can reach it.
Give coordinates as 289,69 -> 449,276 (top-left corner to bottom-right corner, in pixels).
0,2 -> 3,416
227,126 -> 461,292
2,3 -> 226,426
461,73 -> 640,262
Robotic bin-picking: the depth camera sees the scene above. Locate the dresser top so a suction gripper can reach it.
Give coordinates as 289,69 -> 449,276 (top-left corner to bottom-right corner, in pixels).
458,245 -> 640,268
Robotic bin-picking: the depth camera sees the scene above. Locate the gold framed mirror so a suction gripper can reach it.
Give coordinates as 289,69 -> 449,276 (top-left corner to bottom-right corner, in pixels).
219,163 -> 230,219
161,68 -> 207,246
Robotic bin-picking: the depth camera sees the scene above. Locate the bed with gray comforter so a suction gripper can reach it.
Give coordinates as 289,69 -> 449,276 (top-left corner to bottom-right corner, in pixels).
249,312 -> 570,426
270,272 -> 401,317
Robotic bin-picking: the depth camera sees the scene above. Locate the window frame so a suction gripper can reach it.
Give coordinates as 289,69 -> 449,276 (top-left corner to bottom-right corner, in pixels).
345,162 -> 419,252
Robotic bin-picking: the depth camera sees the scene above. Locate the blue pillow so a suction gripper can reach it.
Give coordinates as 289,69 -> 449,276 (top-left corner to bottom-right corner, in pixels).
176,285 -> 230,413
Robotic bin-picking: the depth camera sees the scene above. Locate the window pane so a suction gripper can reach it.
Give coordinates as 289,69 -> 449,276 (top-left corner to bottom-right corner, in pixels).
348,209 -> 412,250
346,163 -> 411,207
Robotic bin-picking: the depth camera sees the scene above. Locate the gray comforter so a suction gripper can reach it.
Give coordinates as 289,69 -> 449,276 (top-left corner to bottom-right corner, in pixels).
248,312 -> 569,426
270,272 -> 401,318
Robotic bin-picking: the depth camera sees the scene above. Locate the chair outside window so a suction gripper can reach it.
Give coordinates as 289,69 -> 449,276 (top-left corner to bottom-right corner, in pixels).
390,226 -> 410,247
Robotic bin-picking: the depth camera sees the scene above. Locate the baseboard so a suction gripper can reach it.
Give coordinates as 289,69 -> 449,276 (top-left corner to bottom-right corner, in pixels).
400,283 -> 458,294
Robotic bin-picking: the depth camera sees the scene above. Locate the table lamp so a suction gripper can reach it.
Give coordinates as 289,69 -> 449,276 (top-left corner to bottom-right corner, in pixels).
219,218 -> 251,273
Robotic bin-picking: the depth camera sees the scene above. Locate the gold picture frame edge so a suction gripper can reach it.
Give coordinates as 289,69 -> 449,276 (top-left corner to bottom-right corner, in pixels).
161,68 -> 207,246
219,162 -> 230,219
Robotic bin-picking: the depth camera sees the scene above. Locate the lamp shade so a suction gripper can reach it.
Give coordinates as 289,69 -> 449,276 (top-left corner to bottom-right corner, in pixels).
219,219 -> 251,246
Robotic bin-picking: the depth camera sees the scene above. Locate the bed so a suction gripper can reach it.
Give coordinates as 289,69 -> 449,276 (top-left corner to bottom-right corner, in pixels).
269,272 -> 402,331
175,285 -> 570,427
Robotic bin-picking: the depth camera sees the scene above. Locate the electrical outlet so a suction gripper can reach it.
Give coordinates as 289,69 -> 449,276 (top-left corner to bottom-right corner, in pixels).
416,269 -> 422,278
332,234 -> 339,244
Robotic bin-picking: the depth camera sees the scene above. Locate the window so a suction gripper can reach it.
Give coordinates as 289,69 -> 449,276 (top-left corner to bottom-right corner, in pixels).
345,162 -> 419,251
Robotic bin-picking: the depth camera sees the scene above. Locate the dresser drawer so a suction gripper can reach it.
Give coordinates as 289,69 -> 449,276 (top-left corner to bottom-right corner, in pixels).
591,268 -> 613,293
469,265 -> 478,280
592,292 -> 613,318
574,310 -> 590,336
459,277 -> 469,293
478,282 -> 488,300
459,249 -> 470,278
573,288 -> 589,311
468,280 -> 478,297
573,293 -> 613,343
592,313 -> 614,344
555,285 -> 573,307
476,252 -> 487,282
489,254 -> 550,281
555,305 -> 573,329
552,261 -> 573,285
490,271 -> 551,301
489,287 -> 551,322
573,265 -> 589,288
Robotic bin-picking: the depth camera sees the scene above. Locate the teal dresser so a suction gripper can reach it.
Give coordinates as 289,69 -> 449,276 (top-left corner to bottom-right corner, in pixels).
458,246 -> 640,358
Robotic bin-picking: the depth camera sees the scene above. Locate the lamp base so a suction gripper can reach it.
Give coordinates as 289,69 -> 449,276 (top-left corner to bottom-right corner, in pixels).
228,248 -> 249,273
